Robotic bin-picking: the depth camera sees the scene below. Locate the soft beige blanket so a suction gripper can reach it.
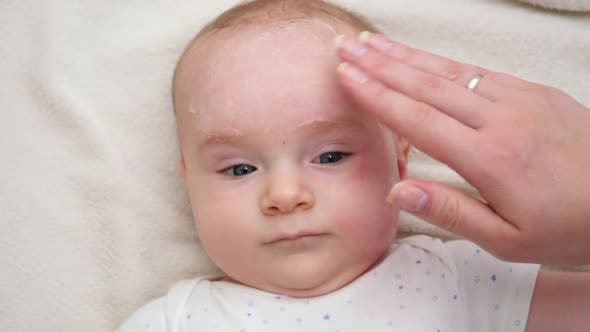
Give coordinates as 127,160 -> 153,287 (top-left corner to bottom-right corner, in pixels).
1,0 -> 588,331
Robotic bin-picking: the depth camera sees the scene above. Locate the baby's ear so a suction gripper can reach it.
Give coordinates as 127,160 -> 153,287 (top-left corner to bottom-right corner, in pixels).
396,136 -> 410,180
176,159 -> 187,178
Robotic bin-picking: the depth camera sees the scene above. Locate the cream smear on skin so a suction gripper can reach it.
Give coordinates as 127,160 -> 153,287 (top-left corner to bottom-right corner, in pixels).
182,19 -> 355,141
189,79 -> 341,141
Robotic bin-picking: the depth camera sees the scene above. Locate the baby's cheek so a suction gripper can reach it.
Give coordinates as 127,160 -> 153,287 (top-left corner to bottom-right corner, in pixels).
328,161 -> 398,243
330,207 -> 396,267
192,192 -> 249,245
328,187 -> 397,239
350,156 -> 372,177
193,199 -> 255,271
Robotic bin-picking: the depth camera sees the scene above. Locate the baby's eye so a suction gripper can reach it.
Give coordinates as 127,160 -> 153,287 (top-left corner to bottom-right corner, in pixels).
224,164 -> 257,176
314,152 -> 350,164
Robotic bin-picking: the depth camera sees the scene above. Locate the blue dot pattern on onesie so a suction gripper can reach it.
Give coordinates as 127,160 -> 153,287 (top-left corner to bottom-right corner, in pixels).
127,236 -> 538,332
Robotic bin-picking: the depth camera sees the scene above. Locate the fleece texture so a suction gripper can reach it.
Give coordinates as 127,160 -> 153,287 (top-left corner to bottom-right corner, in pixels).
1,0 -> 588,331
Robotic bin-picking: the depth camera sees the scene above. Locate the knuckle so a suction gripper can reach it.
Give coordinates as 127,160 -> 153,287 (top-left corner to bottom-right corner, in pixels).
393,45 -> 413,62
364,51 -> 393,73
371,84 -> 396,113
436,196 -> 464,232
476,139 -> 539,183
485,71 -> 508,82
441,60 -> 463,82
477,140 -> 521,172
362,52 -> 400,86
415,73 -> 443,98
409,102 -> 436,125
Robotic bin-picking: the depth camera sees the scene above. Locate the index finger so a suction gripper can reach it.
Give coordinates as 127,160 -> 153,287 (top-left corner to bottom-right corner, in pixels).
336,35 -> 492,129
359,32 -> 530,90
337,62 -> 481,176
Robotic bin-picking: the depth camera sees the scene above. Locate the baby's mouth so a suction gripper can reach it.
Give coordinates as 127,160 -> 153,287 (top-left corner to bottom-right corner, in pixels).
265,232 -> 328,249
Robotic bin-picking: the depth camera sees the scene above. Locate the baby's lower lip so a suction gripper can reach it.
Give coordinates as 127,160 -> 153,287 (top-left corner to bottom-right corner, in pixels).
271,233 -> 324,242
267,234 -> 327,248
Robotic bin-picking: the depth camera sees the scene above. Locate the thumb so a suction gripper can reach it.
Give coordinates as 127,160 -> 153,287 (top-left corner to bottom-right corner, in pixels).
388,180 -> 517,252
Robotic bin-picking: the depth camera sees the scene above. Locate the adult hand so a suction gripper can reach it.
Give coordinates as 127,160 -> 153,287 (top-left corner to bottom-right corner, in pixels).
335,32 -> 590,266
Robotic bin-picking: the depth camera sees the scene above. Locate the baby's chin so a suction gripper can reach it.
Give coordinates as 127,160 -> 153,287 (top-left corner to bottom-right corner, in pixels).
265,269 -> 366,298
224,246 -> 391,298
225,270 -> 360,298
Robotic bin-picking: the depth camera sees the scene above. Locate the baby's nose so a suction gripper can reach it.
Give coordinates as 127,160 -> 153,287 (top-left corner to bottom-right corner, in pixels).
260,176 -> 314,216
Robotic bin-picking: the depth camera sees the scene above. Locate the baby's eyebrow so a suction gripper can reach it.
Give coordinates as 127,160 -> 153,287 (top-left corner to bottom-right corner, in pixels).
198,118 -> 365,148
199,133 -> 245,148
297,119 -> 362,133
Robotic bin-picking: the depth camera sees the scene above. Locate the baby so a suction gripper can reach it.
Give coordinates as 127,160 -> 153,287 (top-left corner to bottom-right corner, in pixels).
119,1 -> 541,331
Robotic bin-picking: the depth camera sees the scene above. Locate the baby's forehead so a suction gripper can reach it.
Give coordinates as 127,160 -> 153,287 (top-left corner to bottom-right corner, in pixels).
189,18 -> 356,65
177,20 -> 363,129
177,19 -> 358,96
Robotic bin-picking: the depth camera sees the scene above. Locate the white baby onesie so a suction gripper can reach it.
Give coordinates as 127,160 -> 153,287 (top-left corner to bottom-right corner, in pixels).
118,235 -> 540,332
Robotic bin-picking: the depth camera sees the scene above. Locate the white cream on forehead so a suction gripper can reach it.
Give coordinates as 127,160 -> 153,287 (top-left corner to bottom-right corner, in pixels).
197,18 -> 339,69
189,82 -> 342,140
248,18 -> 338,43
191,18 -> 342,86
183,18 -> 354,138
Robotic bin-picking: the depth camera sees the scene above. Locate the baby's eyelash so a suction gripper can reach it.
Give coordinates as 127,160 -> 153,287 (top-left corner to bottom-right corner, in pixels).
221,164 -> 257,177
313,151 -> 351,164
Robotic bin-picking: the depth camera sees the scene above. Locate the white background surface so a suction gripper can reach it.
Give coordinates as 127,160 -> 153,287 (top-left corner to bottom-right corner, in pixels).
1,0 -> 588,330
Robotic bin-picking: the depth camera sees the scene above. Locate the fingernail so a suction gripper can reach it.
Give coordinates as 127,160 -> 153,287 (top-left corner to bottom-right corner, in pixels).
335,35 -> 368,58
338,62 -> 369,84
387,183 -> 428,212
359,31 -> 394,53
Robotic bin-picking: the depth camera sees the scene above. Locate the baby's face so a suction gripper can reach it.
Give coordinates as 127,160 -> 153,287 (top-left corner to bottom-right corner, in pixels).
174,20 -> 406,297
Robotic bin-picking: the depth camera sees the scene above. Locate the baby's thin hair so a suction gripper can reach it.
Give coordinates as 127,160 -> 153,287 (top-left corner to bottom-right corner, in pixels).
172,0 -> 380,112
196,0 -> 379,40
